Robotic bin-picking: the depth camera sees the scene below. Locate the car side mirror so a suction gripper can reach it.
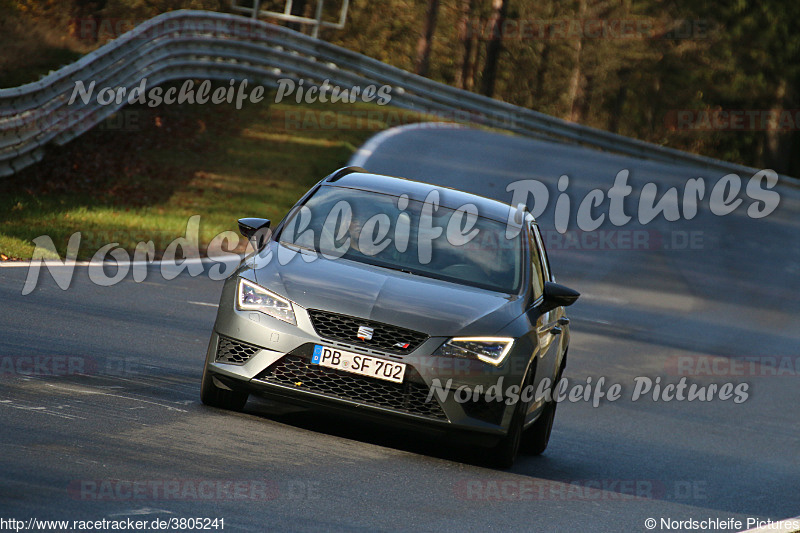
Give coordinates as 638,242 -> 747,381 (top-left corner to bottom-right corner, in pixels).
238,218 -> 271,249
539,281 -> 580,314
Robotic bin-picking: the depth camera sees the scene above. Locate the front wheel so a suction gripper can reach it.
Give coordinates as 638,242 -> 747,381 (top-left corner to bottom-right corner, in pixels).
520,396 -> 557,455
488,363 -> 538,469
488,397 -> 525,469
200,364 -> 248,411
521,364 -> 564,455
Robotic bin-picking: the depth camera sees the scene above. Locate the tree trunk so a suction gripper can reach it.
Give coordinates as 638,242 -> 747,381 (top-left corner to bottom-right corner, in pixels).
415,0 -> 441,77
454,0 -> 475,89
463,0 -> 479,91
609,83 -> 627,133
533,44 -> 551,105
481,0 -> 509,98
566,0 -> 587,120
764,79 -> 791,171
531,0 -> 556,108
788,132 -> 800,178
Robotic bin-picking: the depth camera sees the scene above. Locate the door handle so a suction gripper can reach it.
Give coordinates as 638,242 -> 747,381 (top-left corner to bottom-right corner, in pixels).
550,326 -> 562,335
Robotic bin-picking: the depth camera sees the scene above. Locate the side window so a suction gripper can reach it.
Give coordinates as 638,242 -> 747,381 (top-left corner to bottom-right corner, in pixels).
528,224 -> 545,299
532,223 -> 551,282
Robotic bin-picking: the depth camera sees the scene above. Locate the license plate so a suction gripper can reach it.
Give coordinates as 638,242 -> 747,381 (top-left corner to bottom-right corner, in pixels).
311,345 -> 406,383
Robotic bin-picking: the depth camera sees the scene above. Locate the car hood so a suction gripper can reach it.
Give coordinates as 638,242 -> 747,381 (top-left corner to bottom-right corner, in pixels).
251,244 -> 522,336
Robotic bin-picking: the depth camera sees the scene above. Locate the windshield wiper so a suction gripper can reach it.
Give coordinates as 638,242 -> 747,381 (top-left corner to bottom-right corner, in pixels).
280,241 -> 318,253
372,262 -> 422,277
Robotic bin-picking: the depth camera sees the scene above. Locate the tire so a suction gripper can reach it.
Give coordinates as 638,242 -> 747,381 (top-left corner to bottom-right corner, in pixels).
488,396 -> 525,469
488,362 -> 538,469
200,364 -> 248,411
521,363 -> 564,456
520,396 -> 557,455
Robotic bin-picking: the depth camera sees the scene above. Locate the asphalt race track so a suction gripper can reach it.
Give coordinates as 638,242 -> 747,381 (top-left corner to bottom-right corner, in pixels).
1,124 -> 798,532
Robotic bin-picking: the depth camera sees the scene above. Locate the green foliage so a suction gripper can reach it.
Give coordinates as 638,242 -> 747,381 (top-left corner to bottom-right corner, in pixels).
5,0 -> 799,174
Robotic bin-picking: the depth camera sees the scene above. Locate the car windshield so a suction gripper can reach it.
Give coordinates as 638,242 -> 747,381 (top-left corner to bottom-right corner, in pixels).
278,185 -> 523,294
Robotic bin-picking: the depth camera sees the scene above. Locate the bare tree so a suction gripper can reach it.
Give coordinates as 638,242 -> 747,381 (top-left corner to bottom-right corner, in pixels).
481,0 -> 510,97
455,0 -> 478,90
565,0 -> 586,120
414,0 -> 441,77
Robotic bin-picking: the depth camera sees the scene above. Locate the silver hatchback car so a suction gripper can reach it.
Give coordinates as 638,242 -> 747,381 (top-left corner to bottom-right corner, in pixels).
201,167 -> 579,467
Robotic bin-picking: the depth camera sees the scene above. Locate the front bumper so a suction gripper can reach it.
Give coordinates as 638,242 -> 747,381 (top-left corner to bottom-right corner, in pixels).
204,276 -> 529,440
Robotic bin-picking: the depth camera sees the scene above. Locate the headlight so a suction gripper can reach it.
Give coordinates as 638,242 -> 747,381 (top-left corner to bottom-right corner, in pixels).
237,278 -> 296,325
435,337 -> 515,366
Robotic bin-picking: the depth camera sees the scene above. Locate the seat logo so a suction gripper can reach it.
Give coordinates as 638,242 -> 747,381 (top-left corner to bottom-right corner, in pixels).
357,326 -> 374,341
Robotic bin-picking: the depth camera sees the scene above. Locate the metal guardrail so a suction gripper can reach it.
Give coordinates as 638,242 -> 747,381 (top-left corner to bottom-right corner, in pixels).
0,9 -> 769,178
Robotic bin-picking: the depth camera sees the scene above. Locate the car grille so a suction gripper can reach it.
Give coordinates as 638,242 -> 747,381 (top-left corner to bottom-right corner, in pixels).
215,336 -> 261,365
255,347 -> 447,420
306,309 -> 428,355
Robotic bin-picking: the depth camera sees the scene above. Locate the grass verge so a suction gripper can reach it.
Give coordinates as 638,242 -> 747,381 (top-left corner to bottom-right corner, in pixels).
0,88 -> 436,261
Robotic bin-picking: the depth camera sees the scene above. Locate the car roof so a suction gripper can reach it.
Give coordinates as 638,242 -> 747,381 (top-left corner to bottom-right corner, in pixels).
324,171 -> 518,225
